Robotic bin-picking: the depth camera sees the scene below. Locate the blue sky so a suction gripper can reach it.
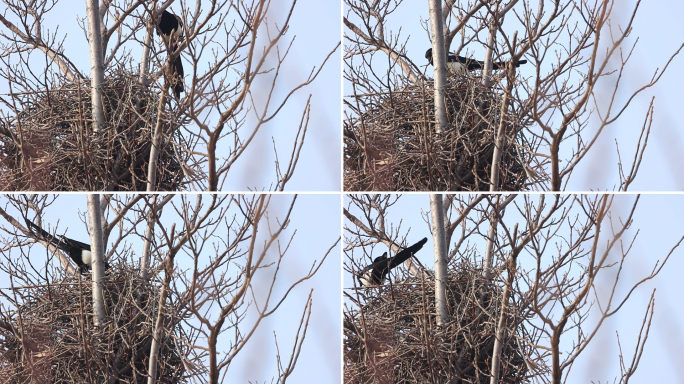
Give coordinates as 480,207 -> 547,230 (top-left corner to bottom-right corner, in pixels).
344,0 -> 684,191
344,193 -> 684,382
0,193 -> 342,382
0,0 -> 341,191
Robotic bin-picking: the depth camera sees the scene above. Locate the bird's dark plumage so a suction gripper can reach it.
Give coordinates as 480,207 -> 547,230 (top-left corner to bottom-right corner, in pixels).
25,218 -> 108,274
157,9 -> 185,99
358,237 -> 428,286
157,9 -> 183,47
425,48 -> 527,74
172,56 -> 184,98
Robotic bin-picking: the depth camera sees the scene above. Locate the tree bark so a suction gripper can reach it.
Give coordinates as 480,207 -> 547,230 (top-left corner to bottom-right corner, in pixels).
85,0 -> 105,131
87,194 -> 107,326
430,194 -> 449,325
428,0 -> 448,134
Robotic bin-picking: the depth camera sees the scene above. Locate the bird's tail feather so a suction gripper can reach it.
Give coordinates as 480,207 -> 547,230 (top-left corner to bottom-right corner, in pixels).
24,218 -> 65,251
406,237 -> 428,254
388,237 -> 429,268
492,59 -> 528,69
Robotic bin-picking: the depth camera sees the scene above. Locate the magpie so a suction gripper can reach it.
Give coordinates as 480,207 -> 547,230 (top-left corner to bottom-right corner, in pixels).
25,218 -> 108,274
425,48 -> 527,74
157,9 -> 184,99
157,9 -> 183,48
358,237 -> 428,286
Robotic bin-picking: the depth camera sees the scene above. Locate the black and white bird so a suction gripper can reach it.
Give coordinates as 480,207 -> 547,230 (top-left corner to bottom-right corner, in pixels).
25,218 -> 108,274
157,9 -> 183,48
425,48 -> 527,74
358,237 -> 428,286
157,9 -> 185,99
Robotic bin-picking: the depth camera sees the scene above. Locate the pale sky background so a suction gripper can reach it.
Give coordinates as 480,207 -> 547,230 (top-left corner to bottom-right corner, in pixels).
344,193 -> 684,382
0,193 -> 342,382
0,0 -> 341,191
343,0 -> 684,191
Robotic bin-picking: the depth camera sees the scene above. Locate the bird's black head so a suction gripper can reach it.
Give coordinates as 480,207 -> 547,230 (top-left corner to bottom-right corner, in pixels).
425,48 -> 434,66
373,252 -> 388,264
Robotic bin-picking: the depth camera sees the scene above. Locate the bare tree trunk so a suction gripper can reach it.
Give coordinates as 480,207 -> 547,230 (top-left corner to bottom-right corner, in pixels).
86,194 -> 107,326
481,15 -> 498,88
490,253 -> 518,384
146,90 -> 169,191
483,194 -> 517,279
430,194 -> 449,325
139,19 -> 153,86
148,250 -> 175,384
489,71 -> 514,191
481,1 -> 520,87
488,195 -> 524,384
140,211 -> 155,281
85,0 -> 105,131
141,195 -> 174,280
428,0 -> 448,133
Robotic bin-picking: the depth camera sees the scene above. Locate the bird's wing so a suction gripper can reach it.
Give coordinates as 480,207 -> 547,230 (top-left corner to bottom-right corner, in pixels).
387,237 -> 428,269
357,253 -> 388,284
463,57 -> 486,71
490,59 -> 528,70
58,235 -> 90,251
174,14 -> 183,33
358,263 -> 377,286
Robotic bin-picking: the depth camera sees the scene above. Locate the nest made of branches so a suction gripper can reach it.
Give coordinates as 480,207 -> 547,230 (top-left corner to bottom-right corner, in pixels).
344,260 -> 531,384
344,75 -> 531,191
0,266 -> 196,383
0,70 -> 186,191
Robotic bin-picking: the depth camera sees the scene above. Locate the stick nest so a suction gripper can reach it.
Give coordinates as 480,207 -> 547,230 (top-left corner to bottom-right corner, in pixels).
344,260 -> 530,383
0,71 -> 186,191
344,76 -> 530,191
0,266 -> 197,383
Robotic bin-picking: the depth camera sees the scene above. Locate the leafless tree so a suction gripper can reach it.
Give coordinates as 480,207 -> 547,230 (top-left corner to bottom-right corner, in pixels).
343,194 -> 680,383
0,0 -> 339,191
0,194 -> 339,383
344,0 -> 682,191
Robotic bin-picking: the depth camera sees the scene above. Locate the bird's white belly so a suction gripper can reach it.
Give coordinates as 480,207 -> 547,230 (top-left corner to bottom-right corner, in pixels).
81,250 -> 92,266
359,269 -> 385,286
447,61 -> 466,74
359,270 -> 373,286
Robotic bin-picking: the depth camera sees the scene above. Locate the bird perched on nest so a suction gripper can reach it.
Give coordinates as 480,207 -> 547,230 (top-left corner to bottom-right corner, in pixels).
157,9 -> 184,99
425,48 -> 527,75
358,237 -> 428,286
25,218 -> 109,274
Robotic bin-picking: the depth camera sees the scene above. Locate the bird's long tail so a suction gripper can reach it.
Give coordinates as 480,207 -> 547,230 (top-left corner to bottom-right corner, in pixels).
24,218 -> 65,251
389,237 -> 429,268
492,59 -> 528,69
406,237 -> 428,254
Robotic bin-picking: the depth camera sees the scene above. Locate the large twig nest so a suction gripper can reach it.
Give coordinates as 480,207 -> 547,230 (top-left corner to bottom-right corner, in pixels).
0,70 -> 187,191
0,266 -> 197,383
344,76 -> 531,191
344,259 -> 531,384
